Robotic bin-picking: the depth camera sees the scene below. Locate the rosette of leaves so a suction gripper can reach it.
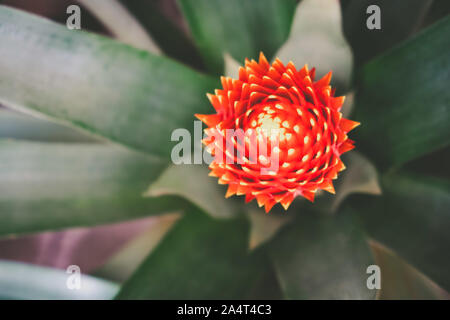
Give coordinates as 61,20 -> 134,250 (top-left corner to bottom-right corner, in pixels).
0,0 -> 448,300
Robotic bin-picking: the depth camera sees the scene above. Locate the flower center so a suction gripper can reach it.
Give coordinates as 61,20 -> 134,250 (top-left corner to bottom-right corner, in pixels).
258,114 -> 281,132
247,105 -> 292,141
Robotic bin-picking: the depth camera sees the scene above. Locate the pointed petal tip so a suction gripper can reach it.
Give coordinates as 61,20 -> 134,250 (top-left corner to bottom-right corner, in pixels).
340,118 -> 361,133
315,71 -> 333,87
245,193 -> 255,204
195,113 -> 221,127
331,96 -> 346,110
281,201 -> 291,211
338,140 -> 355,154
302,190 -> 315,202
264,200 -> 276,213
225,185 -> 235,198
323,183 -> 335,194
259,51 -> 268,63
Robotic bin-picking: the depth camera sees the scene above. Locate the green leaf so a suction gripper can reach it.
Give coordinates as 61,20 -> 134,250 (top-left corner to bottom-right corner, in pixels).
0,140 -> 183,236
347,173 -> 450,291
276,0 -> 353,89
78,0 -> 161,53
116,211 -> 271,299
329,152 -> 381,213
246,208 -> 292,250
0,260 -> 118,300
0,5 -> 217,159
354,17 -> 450,169
403,147 -> 450,180
224,52 -> 241,79
0,108 -> 97,142
342,0 -> 434,68
269,210 -> 376,299
341,90 -> 355,118
177,0 -> 296,74
144,164 -> 239,219
118,0 -> 205,69
370,240 -> 449,300
94,213 -> 181,282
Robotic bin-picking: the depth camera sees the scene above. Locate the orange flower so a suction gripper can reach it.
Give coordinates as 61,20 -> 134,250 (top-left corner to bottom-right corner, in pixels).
196,53 -> 359,212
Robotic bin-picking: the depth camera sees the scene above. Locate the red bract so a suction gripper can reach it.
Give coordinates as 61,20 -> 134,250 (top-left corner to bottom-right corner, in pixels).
196,52 -> 359,212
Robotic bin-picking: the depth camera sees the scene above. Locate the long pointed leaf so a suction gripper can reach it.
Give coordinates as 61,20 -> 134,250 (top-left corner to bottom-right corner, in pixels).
354,17 -> 450,169
118,0 -> 204,69
93,214 -> 180,282
370,240 -> 449,300
347,173 -> 450,291
0,140 -> 182,236
144,165 -> 239,219
116,211 -> 272,299
276,0 -> 353,88
0,108 -> 96,142
269,210 -> 376,299
177,0 -> 296,74
342,0 -> 434,68
0,6 -> 217,159
77,0 -> 160,53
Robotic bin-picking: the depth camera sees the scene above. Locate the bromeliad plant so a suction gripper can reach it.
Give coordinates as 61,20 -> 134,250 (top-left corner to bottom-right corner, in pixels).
197,53 -> 359,212
0,0 -> 449,300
